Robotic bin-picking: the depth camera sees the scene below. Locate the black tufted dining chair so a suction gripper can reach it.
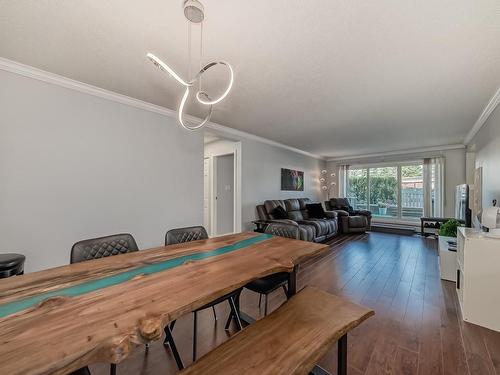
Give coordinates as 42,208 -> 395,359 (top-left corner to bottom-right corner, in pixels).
0,253 -> 25,278
70,233 -> 139,264
165,225 -> 209,245
164,226 -> 242,363
244,223 -> 299,316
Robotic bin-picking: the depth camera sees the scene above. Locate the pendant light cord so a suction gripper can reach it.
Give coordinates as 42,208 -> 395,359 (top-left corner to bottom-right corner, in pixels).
199,21 -> 203,91
188,20 -> 192,81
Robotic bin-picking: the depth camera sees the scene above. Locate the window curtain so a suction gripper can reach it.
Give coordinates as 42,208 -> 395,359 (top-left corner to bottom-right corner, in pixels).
338,165 -> 349,197
423,157 -> 445,217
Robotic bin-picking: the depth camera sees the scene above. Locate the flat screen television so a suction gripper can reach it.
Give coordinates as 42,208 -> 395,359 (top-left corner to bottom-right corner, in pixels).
455,184 -> 471,227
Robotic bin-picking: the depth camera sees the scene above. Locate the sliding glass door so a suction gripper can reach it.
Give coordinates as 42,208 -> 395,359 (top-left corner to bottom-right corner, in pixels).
346,168 -> 368,210
369,166 -> 398,218
346,162 -> 424,222
401,164 -> 423,219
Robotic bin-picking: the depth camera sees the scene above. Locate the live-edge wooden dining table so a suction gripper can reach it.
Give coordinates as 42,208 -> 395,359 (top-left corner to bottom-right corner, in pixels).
0,231 -> 330,375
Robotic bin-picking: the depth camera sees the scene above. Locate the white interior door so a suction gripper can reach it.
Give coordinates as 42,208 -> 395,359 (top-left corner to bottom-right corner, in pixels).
203,157 -> 210,233
216,154 -> 234,235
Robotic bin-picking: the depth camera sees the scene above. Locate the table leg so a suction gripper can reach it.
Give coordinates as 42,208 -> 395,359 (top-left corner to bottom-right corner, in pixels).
287,265 -> 298,298
238,311 -> 256,325
310,365 -> 331,375
309,334 -> 346,375
338,334 -> 347,375
164,325 -> 184,370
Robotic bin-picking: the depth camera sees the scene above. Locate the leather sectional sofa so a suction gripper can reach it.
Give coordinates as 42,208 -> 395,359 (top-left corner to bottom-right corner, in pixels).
256,198 -> 338,242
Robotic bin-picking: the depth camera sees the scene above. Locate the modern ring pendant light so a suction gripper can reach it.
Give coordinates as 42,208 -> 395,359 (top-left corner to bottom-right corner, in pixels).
147,0 -> 234,131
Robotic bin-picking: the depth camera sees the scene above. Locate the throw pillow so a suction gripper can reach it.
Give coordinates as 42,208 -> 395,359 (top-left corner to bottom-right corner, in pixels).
306,203 -> 326,219
271,205 -> 287,219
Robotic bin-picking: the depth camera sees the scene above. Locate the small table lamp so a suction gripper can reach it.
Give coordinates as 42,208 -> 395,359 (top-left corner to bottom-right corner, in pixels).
482,200 -> 500,234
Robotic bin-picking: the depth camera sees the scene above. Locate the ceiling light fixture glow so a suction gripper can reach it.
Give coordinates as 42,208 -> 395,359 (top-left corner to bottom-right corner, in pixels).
147,0 -> 234,131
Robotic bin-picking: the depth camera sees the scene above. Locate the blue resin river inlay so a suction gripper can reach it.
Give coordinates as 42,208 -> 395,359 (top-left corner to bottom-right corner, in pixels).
0,233 -> 274,319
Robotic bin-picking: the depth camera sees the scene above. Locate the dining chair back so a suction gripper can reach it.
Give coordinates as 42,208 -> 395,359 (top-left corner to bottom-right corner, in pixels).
165,226 -> 208,245
70,233 -> 138,264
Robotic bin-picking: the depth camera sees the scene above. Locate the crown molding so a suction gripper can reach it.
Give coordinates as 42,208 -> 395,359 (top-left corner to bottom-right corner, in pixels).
0,57 -> 324,161
464,87 -> 500,145
204,122 -> 324,160
326,144 -> 465,162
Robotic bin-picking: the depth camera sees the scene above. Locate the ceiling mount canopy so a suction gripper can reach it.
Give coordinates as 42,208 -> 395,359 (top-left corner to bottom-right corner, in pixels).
147,0 -> 234,131
183,0 -> 204,23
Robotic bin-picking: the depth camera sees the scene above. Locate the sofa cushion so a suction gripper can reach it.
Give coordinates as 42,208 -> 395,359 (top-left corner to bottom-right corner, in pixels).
285,198 -> 301,212
298,198 -> 312,219
298,219 -> 329,237
284,199 -> 305,221
298,224 -> 315,242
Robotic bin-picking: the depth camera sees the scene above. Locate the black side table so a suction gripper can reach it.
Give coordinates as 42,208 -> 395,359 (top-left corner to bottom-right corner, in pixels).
420,217 -> 465,237
252,220 -> 269,233
0,253 -> 25,278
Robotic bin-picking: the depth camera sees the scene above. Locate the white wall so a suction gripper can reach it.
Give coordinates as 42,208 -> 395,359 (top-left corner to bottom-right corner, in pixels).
471,103 -> 500,209
206,132 -> 325,231
443,149 -> 467,217
204,140 -> 237,158
0,70 -> 203,272
326,148 -> 466,218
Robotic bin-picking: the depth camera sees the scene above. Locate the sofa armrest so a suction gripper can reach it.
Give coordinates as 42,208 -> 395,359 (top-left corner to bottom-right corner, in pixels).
268,219 -> 299,226
324,210 -> 338,219
331,209 -> 349,217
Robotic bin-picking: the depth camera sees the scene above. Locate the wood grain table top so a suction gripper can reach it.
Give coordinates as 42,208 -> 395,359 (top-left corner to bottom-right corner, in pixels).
0,232 -> 329,375
180,286 -> 375,375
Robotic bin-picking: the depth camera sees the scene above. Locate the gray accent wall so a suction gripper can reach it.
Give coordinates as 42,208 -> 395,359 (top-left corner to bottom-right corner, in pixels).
0,70 -> 204,272
471,103 -> 500,209
238,138 -> 324,230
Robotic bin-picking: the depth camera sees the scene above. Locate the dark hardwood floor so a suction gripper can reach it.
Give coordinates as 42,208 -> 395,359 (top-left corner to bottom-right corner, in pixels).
90,232 -> 500,375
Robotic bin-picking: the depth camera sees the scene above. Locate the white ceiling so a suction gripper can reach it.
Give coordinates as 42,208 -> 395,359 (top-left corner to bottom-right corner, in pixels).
1,0 -> 499,158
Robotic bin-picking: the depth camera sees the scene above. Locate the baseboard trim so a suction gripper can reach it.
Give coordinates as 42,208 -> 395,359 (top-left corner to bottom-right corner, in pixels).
370,223 -> 416,236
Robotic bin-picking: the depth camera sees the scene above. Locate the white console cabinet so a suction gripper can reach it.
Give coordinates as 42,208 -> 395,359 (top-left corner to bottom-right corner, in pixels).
456,227 -> 500,331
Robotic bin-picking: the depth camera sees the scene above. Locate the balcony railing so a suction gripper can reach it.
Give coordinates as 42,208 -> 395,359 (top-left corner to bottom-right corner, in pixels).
348,191 -> 424,220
